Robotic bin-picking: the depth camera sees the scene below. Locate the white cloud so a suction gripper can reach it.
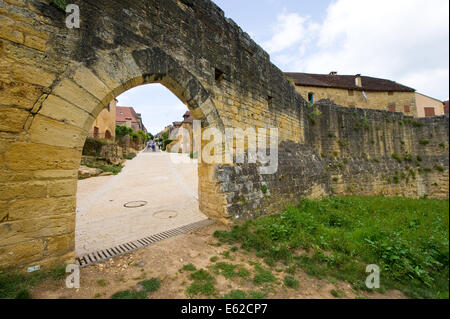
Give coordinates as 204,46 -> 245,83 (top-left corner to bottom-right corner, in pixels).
267,0 -> 449,100
262,12 -> 319,55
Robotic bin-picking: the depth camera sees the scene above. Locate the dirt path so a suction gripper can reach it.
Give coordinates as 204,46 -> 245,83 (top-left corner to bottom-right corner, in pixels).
32,224 -> 405,300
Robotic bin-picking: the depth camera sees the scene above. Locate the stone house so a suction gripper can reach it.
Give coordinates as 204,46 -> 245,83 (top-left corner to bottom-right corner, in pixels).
285,72 -> 443,118
116,106 -> 147,133
166,111 -> 194,154
89,98 -> 117,140
415,93 -> 445,117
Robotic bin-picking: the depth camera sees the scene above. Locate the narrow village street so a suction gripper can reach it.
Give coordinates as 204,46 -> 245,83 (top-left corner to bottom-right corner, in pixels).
75,151 -> 207,257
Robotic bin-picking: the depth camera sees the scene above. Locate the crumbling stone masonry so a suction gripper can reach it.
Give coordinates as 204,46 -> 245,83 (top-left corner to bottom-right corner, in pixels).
0,0 -> 448,269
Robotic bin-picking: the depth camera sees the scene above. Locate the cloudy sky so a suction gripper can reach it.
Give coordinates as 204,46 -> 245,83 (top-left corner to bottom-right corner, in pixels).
117,0 -> 449,135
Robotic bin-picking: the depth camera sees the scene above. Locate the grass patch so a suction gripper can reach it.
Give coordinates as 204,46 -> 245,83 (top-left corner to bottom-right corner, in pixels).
125,152 -> 137,160
223,290 -> 247,299
213,196 -> 449,299
211,262 -> 251,280
283,276 -> 299,289
331,289 -> 345,298
96,279 -> 108,287
111,290 -> 147,299
186,269 -> 217,297
253,264 -> 277,285
0,265 -> 66,299
139,278 -> 161,293
181,264 -> 197,272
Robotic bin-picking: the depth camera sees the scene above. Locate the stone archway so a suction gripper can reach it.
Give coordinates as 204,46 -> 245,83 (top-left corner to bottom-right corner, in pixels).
0,0 -> 448,270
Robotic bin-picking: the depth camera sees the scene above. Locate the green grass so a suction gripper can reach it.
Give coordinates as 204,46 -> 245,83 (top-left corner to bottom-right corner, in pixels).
96,279 -> 108,287
210,262 -> 251,280
223,290 -> 247,299
0,265 -> 66,299
139,278 -> 161,293
331,289 -> 345,298
214,196 -> 449,299
182,264 -> 197,272
111,290 -> 147,299
253,264 -> 277,285
50,0 -> 67,10
283,276 -> 299,289
125,152 -> 137,160
186,269 -> 217,297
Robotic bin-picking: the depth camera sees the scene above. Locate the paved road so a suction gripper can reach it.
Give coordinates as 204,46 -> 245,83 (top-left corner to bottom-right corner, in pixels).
75,152 -> 206,256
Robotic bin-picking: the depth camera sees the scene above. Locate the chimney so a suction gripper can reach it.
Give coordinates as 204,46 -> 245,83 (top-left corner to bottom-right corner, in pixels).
355,74 -> 362,87
329,71 -> 337,76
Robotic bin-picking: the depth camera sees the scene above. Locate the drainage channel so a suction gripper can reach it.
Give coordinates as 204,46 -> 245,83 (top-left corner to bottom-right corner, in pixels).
76,219 -> 215,267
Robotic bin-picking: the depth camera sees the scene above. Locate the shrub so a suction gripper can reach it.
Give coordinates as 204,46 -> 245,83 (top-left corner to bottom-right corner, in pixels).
125,152 -> 136,160
419,139 -> 430,146
116,125 -> 133,137
392,153 -> 403,163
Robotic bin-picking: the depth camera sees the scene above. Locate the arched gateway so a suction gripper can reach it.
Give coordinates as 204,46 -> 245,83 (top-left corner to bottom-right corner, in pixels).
0,0 -> 448,269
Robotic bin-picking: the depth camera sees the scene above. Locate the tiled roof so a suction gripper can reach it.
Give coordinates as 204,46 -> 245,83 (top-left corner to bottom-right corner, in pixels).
284,72 -> 415,92
116,106 -> 138,123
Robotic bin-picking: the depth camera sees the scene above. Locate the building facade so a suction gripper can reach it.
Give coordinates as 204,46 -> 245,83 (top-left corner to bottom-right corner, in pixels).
116,106 -> 147,133
414,93 -> 445,117
285,72 -> 433,117
89,98 -> 117,140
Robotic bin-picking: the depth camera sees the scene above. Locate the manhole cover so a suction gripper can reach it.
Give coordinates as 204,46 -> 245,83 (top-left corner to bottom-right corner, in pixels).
124,201 -> 148,208
153,210 -> 178,219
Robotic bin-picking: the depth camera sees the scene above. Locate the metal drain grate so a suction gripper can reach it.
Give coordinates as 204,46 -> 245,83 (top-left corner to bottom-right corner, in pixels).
76,219 -> 215,267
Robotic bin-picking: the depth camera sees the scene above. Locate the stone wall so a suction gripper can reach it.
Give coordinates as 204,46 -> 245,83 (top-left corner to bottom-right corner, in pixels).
0,0 -> 448,269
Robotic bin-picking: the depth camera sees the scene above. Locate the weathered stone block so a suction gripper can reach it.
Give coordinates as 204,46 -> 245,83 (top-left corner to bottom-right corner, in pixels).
39,95 -> 94,131
47,179 -> 77,197
0,239 -> 44,268
23,34 -> 46,51
29,115 -> 86,148
5,142 -> 81,171
0,107 -> 29,133
44,233 -> 74,256
52,79 -> 101,115
0,214 -> 75,247
0,181 -> 47,201
71,66 -> 112,103
8,196 -> 76,221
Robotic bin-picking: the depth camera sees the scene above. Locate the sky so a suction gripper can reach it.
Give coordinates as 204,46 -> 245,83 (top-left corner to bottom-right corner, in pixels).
117,0 -> 449,135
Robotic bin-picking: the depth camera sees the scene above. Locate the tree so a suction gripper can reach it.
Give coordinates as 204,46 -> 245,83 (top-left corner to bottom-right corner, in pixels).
116,125 -> 133,137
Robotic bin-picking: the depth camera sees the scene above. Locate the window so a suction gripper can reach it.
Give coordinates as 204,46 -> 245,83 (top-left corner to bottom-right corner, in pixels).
388,104 -> 396,112
308,92 -> 314,104
388,92 -> 394,96
215,68 -> 224,83
119,110 -> 124,115
424,107 -> 435,117
348,89 -> 354,96
404,105 -> 411,113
